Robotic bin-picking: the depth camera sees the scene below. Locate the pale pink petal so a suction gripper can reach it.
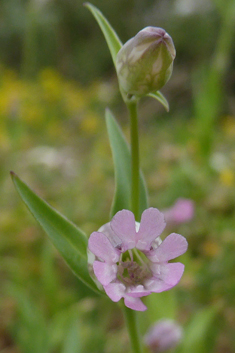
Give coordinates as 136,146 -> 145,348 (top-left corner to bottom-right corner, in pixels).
147,233 -> 188,262
151,262 -> 185,289
88,232 -> 120,263
110,210 -> 136,250
144,319 -> 183,351
124,296 -> 147,311
126,285 -> 151,297
104,282 -> 126,302
164,198 -> 194,224
136,208 -> 166,251
98,222 -> 123,249
144,277 -> 173,293
93,261 -> 117,286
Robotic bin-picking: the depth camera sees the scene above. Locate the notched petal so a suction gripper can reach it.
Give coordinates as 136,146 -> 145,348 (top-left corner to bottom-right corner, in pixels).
124,296 -> 147,311
136,208 -> 166,251
126,285 -> 151,298
144,277 -> 173,293
88,232 -> 120,263
147,233 -> 188,262
98,222 -> 123,249
93,261 -> 117,286
150,262 -> 185,290
110,210 -> 136,250
104,282 -> 126,302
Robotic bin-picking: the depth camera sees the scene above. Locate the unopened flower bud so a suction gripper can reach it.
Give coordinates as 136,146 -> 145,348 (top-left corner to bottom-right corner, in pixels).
116,27 -> 176,100
144,319 -> 183,352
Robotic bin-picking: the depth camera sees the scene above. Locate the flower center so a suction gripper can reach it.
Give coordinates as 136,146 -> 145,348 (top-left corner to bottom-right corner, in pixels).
117,250 -> 152,286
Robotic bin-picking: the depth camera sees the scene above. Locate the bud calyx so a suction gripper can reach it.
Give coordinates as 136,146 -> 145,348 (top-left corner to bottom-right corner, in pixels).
116,27 -> 176,101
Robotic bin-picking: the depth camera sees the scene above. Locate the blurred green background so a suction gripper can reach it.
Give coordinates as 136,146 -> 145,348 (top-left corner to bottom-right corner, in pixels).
1,0 -> 235,352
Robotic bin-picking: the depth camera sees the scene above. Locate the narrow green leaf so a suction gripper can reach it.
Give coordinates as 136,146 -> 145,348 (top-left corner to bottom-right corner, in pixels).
11,172 -> 100,294
148,91 -> 169,112
105,109 -> 148,218
61,315 -> 82,353
84,2 -> 122,68
41,241 -> 60,312
8,285 -> 50,353
178,305 -> 220,353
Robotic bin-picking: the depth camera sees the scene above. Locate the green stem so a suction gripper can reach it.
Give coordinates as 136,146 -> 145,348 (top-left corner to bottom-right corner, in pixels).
123,305 -> 143,353
123,101 -> 142,353
127,101 -> 140,221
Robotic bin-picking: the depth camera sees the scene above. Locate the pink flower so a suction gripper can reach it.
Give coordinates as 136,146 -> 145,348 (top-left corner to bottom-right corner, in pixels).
144,319 -> 183,352
88,208 -> 188,311
164,198 -> 194,224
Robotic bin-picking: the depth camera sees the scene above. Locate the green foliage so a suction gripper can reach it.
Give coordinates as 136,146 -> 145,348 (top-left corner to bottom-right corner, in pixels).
193,0 -> 235,158
8,286 -> 51,353
177,305 -> 220,353
106,109 -> 148,218
11,172 -> 99,294
8,283 -> 86,353
84,2 -> 122,69
86,4 -> 170,109
148,91 -> 170,112
61,315 -> 82,353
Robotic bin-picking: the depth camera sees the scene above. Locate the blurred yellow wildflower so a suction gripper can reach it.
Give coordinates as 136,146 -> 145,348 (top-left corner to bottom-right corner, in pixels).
80,112 -> 100,135
64,82 -> 87,114
0,66 -> 112,148
202,240 -> 220,257
47,120 -> 66,139
0,123 -> 10,150
0,69 -> 21,117
219,168 -> 234,187
222,115 -> 235,137
38,68 -> 63,103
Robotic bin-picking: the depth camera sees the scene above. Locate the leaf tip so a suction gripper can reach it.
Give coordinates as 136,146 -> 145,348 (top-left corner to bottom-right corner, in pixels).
10,171 -> 17,179
83,2 -> 94,11
105,108 -> 114,125
105,107 -> 111,115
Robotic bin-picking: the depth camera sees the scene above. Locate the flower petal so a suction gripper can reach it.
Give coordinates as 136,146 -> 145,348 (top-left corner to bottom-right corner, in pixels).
126,285 -> 151,298
98,222 -> 123,249
124,296 -> 147,311
144,319 -> 183,351
144,275 -> 174,293
149,262 -> 185,292
136,208 -> 166,251
164,198 -> 194,224
147,233 -> 188,262
110,210 -> 136,250
88,232 -> 120,263
104,282 -> 126,302
93,261 -> 117,286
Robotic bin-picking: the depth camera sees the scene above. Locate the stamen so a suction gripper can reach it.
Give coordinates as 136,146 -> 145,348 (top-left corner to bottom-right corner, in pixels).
128,249 -> 133,263
133,248 -> 150,272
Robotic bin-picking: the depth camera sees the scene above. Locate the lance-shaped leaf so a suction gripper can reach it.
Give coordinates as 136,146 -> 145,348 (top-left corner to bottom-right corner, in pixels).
84,2 -> 122,69
8,285 -> 50,353
105,109 -> 148,219
148,91 -> 170,112
11,172 -> 100,294
179,305 -> 220,353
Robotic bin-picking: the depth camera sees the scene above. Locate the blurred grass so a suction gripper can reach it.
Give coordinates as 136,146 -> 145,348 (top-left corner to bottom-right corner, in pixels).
1,0 -> 235,352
